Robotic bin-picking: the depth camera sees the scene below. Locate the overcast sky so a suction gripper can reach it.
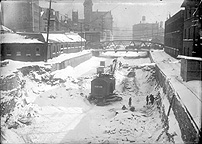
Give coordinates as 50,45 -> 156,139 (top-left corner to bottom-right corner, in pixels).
39,0 -> 184,29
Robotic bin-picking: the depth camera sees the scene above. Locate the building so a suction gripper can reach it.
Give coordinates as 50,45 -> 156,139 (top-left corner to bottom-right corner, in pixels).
164,10 -> 184,57
1,30 -> 86,61
132,18 -> 164,43
181,0 -> 201,57
83,0 -> 113,41
2,0 -> 40,32
1,32 -> 45,61
40,8 -> 60,32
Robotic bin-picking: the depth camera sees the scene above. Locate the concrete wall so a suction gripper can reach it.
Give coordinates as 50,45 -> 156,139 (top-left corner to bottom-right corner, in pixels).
50,52 -> 92,72
149,52 -> 199,143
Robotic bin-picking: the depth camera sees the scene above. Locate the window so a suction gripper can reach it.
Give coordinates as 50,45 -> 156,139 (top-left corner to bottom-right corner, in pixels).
184,29 -> 186,39
16,51 -> 21,56
61,45 -> 64,53
188,28 -> 191,39
26,53 -> 31,57
36,47 -> 40,56
6,47 -> 11,56
53,46 -> 56,54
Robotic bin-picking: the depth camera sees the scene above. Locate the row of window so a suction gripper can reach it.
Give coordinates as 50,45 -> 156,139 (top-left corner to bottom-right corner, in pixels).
5,43 -> 83,57
6,47 -> 40,57
184,26 -> 196,39
50,42 -> 82,54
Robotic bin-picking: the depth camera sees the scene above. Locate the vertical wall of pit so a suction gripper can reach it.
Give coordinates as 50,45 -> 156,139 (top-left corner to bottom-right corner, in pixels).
149,53 -> 199,143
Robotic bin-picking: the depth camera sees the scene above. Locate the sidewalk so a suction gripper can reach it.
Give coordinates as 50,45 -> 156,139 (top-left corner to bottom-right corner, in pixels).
150,50 -> 201,130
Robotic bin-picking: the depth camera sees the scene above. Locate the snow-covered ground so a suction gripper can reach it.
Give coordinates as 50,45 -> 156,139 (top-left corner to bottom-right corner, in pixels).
1,51 -> 187,143
101,51 -> 147,57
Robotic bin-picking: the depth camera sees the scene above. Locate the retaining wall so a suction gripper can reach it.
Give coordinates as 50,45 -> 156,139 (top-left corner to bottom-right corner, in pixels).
149,52 -> 199,143
50,52 -> 92,72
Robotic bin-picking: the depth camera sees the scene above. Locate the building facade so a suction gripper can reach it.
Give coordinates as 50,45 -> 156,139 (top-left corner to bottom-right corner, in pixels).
164,10 -> 184,57
181,0 -> 201,57
2,0 -> 40,32
40,8 -> 60,32
83,0 -> 113,41
132,20 -> 164,43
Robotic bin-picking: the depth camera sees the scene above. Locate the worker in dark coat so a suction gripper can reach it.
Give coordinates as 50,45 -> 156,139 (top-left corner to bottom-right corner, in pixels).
150,94 -> 155,105
119,61 -> 122,68
128,97 -> 132,107
146,95 -> 149,105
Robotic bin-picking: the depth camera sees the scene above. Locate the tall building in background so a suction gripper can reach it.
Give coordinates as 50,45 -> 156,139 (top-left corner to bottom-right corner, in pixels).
2,0 -> 40,32
31,0 -> 40,32
132,17 -> 164,43
83,0 -> 93,30
83,0 -> 113,41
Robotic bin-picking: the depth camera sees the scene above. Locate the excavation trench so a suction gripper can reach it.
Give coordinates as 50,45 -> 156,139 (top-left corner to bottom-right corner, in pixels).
1,56 -> 182,143
60,57 -> 176,143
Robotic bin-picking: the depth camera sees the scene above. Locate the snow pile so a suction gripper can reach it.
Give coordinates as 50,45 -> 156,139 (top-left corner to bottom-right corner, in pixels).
0,64 -> 87,143
0,60 -> 49,78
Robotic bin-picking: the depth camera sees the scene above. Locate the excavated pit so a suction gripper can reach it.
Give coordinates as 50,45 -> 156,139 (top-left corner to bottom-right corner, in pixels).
1,56 -> 183,143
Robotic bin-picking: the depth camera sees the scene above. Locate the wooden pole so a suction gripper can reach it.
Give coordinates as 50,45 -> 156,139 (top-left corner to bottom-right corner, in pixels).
45,0 -> 52,62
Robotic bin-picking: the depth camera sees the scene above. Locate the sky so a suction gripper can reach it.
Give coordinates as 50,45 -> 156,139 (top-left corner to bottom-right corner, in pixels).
39,0 -> 185,29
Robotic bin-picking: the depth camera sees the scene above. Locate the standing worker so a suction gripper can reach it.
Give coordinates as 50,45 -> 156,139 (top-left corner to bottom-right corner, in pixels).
128,97 -> 132,107
150,94 -> 155,105
119,61 -> 122,69
146,95 -> 149,105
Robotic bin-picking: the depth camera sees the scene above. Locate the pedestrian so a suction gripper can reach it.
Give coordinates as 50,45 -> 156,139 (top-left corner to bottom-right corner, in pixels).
146,95 -> 149,105
150,94 -> 155,105
128,97 -> 132,107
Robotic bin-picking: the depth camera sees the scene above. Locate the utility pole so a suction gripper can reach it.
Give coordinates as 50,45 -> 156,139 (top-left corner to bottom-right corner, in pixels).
45,0 -> 52,62
80,23 -> 83,51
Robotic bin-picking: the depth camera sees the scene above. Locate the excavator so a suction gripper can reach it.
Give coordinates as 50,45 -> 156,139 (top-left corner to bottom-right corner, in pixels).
88,59 -> 122,106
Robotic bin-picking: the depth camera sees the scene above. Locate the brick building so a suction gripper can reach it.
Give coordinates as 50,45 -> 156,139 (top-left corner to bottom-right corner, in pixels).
181,0 -> 201,57
164,10 -> 184,57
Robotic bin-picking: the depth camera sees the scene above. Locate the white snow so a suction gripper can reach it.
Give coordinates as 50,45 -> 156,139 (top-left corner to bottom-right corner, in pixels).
0,50 -> 91,78
0,60 -> 47,78
42,32 -> 86,43
101,51 -> 147,57
2,49 -> 199,144
0,33 -> 43,43
47,50 -> 91,64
